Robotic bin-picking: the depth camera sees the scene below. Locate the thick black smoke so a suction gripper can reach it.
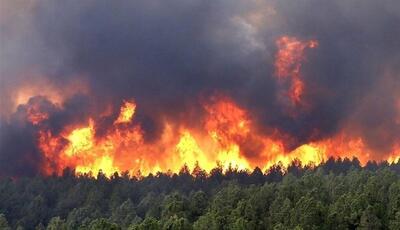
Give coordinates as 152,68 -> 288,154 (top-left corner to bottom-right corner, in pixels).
1,0 -> 400,176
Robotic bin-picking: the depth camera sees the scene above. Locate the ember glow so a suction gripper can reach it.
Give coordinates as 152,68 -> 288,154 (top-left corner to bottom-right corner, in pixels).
1,0 -> 400,178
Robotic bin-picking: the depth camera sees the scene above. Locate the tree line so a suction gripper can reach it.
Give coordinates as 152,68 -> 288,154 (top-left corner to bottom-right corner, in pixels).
1,157 -> 400,229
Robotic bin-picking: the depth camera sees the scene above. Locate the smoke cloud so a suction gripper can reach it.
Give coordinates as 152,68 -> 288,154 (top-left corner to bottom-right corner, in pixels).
1,0 -> 400,176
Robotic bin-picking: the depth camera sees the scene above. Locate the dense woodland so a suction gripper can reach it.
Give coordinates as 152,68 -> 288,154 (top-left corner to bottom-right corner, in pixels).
1,157 -> 400,230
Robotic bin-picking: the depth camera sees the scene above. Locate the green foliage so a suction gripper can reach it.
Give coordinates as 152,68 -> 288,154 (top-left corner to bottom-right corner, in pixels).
35,223 -> 45,230
357,205 -> 382,230
161,193 -> 188,219
111,199 -> 141,228
87,218 -> 121,230
66,206 -> 101,229
291,195 -> 325,229
46,216 -> 66,230
163,216 -> 192,230
129,217 -> 161,230
0,159 -> 400,229
389,211 -> 400,230
188,191 -> 208,220
0,213 -> 11,230
193,214 -> 217,230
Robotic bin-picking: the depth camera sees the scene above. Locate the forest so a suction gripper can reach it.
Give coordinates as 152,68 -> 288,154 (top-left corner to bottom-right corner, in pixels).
1,157 -> 400,230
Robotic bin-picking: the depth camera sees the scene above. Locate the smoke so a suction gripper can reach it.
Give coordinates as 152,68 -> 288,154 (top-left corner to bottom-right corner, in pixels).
1,0 -> 400,176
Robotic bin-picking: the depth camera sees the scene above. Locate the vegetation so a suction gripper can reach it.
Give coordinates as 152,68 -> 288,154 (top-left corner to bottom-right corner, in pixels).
1,157 -> 400,229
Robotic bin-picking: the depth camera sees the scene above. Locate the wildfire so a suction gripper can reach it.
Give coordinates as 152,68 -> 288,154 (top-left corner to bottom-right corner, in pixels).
114,100 -> 136,124
64,120 -> 94,157
175,131 -> 209,171
31,93 -> 399,177
75,156 -> 119,176
274,36 -> 318,106
10,37 -> 399,178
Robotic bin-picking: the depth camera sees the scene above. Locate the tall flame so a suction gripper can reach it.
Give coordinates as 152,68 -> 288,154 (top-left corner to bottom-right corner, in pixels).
274,36 -> 318,106
32,94 -> 400,177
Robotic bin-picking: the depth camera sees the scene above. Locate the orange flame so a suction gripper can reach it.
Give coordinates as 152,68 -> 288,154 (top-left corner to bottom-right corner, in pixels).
274,36 -> 318,106
30,94 -> 399,177
114,100 -> 136,124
